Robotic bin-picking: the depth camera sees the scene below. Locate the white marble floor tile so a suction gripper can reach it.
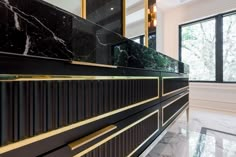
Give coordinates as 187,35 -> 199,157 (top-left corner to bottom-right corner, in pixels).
146,107 -> 236,157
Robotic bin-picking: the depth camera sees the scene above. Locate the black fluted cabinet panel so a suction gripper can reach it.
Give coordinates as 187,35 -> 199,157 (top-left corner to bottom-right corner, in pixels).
0,79 -> 158,147
82,112 -> 158,157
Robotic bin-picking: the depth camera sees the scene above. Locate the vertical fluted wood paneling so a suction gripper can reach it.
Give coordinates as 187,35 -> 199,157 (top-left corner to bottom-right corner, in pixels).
162,78 -> 188,95
0,79 -> 158,147
162,94 -> 189,125
82,112 -> 159,157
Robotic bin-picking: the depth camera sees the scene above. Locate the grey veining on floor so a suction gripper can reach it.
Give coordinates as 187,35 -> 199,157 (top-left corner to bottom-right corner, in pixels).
146,107 -> 236,157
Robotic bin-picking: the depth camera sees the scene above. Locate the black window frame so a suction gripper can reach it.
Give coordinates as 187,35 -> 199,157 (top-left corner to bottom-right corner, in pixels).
179,10 -> 236,83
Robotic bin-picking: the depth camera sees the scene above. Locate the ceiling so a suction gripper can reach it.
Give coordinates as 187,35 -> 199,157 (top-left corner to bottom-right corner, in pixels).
157,0 -> 197,10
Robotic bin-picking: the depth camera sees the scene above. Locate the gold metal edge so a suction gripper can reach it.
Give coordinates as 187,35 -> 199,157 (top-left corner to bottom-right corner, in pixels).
0,75 -> 159,82
81,0 -> 86,19
162,102 -> 189,127
73,110 -> 160,157
144,0 -> 149,47
122,0 -> 126,37
69,125 -> 117,150
70,61 -> 117,68
162,92 -> 189,111
162,92 -> 189,126
162,86 -> 189,97
0,95 -> 159,154
162,77 -> 189,96
127,111 -> 160,157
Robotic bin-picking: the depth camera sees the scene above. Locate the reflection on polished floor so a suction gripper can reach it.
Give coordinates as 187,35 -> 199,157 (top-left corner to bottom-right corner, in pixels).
146,107 -> 236,157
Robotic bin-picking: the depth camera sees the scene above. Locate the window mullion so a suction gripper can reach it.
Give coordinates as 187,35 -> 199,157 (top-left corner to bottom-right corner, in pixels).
215,15 -> 223,83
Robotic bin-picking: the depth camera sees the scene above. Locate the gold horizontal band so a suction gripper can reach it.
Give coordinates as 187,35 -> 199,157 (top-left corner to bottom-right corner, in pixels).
162,77 -> 188,79
70,61 -> 117,68
74,110 -> 159,157
162,86 -> 189,97
162,102 -> 189,127
162,93 -> 189,127
0,75 -> 159,82
0,95 -> 159,154
162,76 -> 189,96
69,125 -> 117,150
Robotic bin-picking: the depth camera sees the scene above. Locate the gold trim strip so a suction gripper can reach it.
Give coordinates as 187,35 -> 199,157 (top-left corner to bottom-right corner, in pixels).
144,0 -> 149,47
162,77 -> 189,96
0,93 -> 159,154
0,75 -> 159,82
81,0 -> 86,19
70,61 -> 117,68
162,86 -> 189,97
69,125 -> 117,150
122,0 -> 126,37
73,110 -> 159,157
162,92 -> 189,127
162,102 -> 189,127
127,111 -> 159,157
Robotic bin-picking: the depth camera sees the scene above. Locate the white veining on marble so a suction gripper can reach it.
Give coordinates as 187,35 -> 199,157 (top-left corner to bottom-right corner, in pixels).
95,32 -> 121,47
13,12 -> 21,31
0,0 -> 73,55
3,0 -> 21,31
146,107 -> 236,157
23,34 -> 31,55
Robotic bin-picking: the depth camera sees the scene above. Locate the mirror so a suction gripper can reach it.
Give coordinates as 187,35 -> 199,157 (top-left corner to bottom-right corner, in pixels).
42,0 -> 82,17
125,0 -> 145,40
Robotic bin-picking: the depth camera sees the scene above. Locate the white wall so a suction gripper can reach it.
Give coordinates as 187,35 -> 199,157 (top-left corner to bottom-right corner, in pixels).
163,0 -> 236,59
190,83 -> 236,113
162,0 -> 236,112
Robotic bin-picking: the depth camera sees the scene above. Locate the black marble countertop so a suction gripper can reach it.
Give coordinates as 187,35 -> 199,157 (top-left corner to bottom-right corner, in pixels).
0,0 -> 189,74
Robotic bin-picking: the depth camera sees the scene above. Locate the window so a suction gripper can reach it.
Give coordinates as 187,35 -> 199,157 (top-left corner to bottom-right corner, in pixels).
180,11 -> 236,83
223,13 -> 236,82
181,19 -> 216,81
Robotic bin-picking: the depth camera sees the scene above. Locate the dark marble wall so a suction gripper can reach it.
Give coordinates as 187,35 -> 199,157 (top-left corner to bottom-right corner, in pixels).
86,0 -> 123,35
0,0 -> 188,73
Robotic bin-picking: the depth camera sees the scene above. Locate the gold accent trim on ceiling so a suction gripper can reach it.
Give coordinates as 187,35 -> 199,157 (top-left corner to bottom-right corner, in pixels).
70,61 -> 117,68
162,92 -> 189,127
0,83 -> 159,154
162,77 -> 189,96
73,110 -> 160,157
69,125 -> 117,150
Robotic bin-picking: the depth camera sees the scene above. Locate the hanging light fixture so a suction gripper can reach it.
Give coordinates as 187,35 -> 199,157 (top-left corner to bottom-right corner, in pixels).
148,4 -> 157,27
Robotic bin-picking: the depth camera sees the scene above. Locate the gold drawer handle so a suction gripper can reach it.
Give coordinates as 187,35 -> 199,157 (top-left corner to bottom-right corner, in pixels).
68,125 -> 117,150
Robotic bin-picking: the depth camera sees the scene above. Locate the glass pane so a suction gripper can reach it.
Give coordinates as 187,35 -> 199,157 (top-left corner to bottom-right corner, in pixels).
43,0 -> 81,17
86,0 -> 123,34
223,13 -> 236,82
181,19 -> 216,81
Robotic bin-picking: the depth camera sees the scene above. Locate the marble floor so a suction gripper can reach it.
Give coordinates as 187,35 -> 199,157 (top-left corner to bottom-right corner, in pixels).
145,107 -> 236,157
